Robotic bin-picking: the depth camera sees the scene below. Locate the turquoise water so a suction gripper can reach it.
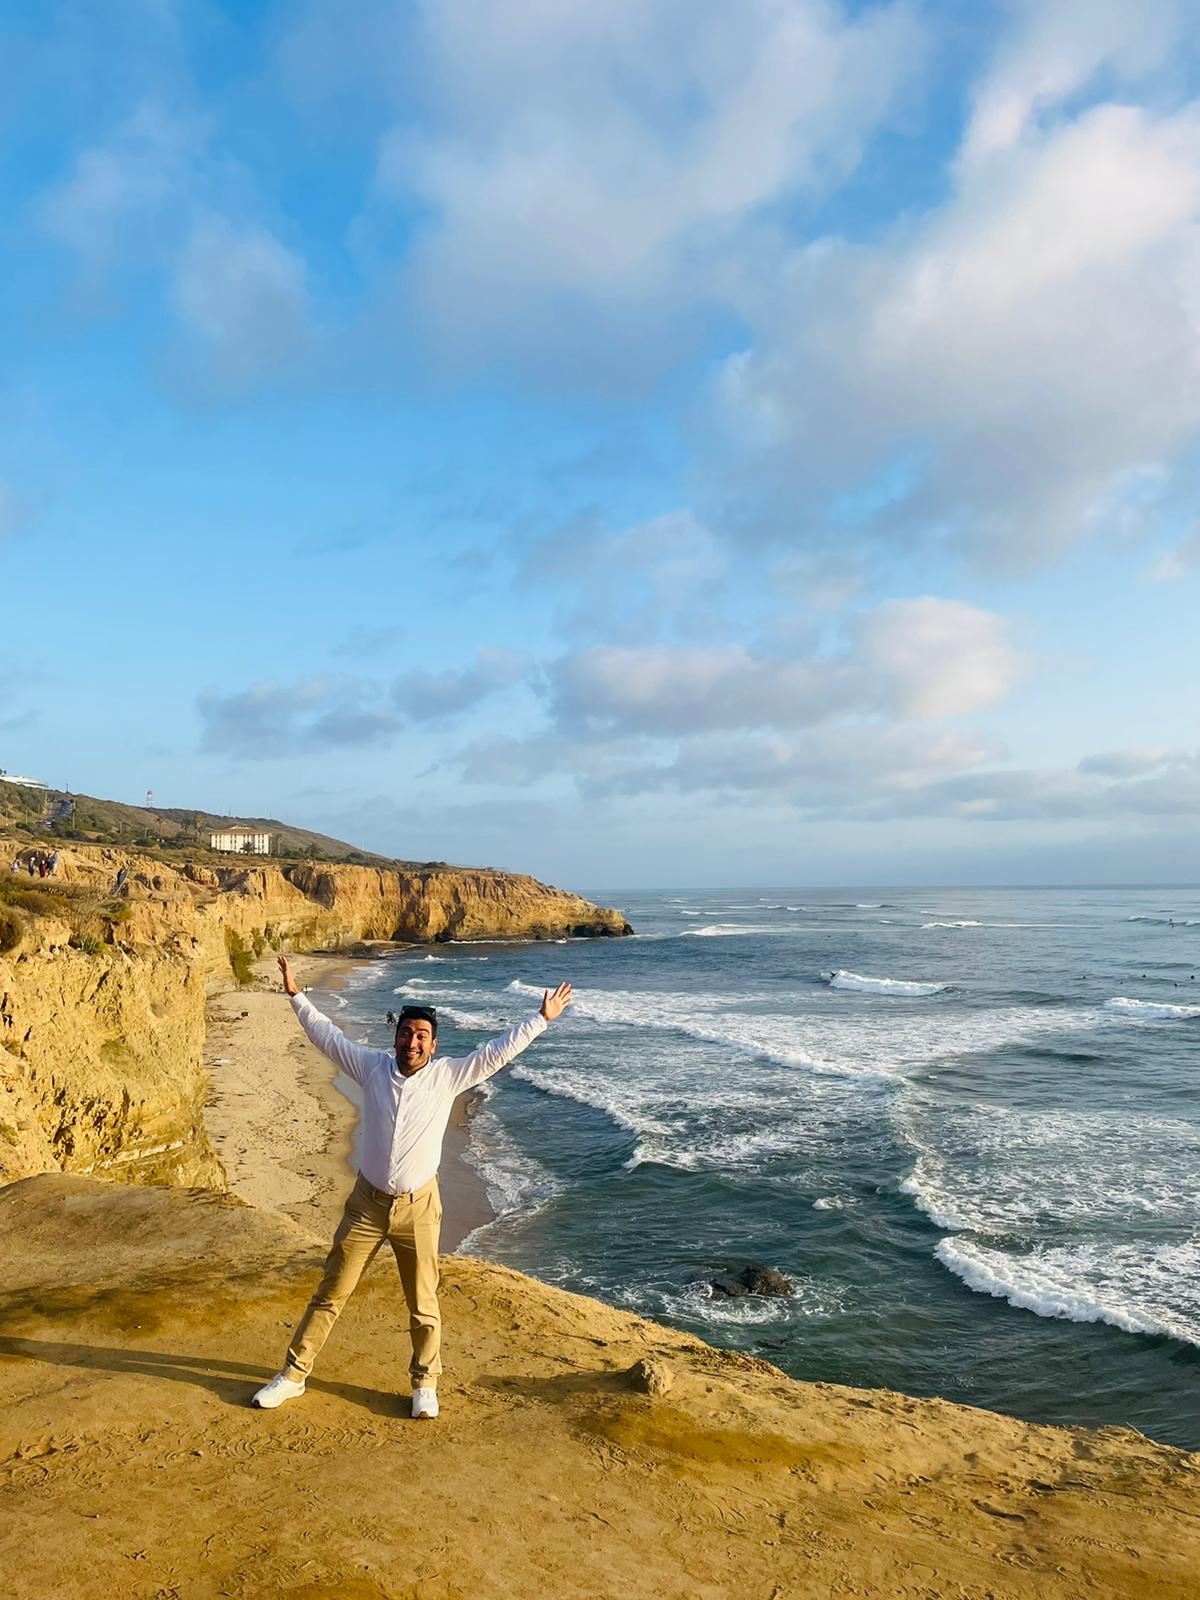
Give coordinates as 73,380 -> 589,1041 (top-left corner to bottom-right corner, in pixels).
324,888 -> 1200,1449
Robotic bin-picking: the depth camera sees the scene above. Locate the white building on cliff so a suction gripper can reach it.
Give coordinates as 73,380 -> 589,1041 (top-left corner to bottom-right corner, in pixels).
209,826 -> 271,855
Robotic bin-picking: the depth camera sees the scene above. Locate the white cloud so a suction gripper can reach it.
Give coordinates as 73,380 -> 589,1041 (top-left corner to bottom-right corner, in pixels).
853,597 -> 1027,718
547,643 -> 838,735
392,648 -> 530,720
546,596 -> 1023,735
39,101 -> 198,292
715,98 -> 1200,569
173,213 -> 312,386
197,679 -> 399,760
963,0 -> 1187,164
40,102 -> 315,390
1145,525 -> 1200,580
851,753 -> 1200,824
377,0 -> 923,364
1077,747 -> 1180,778
596,723 -> 1007,801
521,509 -> 730,642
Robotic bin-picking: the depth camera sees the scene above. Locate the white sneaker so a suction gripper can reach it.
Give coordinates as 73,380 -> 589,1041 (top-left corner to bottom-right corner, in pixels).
252,1372 -> 306,1409
412,1386 -> 439,1420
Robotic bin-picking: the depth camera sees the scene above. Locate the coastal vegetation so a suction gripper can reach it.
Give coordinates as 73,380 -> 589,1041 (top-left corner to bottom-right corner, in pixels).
224,927 -> 255,986
0,871 -> 129,953
0,776 -> 417,867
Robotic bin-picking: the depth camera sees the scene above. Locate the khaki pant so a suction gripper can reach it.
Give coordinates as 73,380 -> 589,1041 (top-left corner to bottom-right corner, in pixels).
284,1172 -> 443,1387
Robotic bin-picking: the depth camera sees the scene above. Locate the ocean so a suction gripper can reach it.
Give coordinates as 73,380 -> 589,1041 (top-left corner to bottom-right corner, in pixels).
321,887 -> 1200,1450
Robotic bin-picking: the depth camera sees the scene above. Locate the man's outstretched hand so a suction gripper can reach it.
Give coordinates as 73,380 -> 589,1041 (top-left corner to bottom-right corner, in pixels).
541,981 -> 573,1022
278,955 -> 300,998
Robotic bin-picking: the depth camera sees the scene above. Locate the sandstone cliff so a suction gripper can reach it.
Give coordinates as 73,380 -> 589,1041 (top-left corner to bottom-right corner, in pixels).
2,1175 -> 1197,1600
0,846 -> 630,1189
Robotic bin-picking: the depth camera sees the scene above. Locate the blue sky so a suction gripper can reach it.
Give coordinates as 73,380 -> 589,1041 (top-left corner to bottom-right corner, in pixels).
3,0 -> 1199,890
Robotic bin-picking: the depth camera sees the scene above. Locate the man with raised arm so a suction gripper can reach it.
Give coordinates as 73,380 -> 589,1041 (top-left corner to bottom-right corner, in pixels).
252,955 -> 573,1421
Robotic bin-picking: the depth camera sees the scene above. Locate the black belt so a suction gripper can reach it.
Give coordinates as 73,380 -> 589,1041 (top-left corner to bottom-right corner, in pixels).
357,1171 -> 437,1204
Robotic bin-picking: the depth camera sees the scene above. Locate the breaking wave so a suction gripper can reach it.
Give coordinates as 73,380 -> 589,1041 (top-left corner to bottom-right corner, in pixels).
936,1238 -> 1200,1347
828,970 -> 947,997
1105,997 -> 1200,1020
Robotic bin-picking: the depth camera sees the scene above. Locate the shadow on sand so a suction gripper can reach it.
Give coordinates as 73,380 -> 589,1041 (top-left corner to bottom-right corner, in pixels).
0,1335 -> 405,1417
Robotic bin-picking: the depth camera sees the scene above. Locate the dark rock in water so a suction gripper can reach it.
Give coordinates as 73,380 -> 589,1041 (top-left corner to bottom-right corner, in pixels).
709,1272 -> 750,1299
742,1264 -> 792,1296
709,1263 -> 793,1299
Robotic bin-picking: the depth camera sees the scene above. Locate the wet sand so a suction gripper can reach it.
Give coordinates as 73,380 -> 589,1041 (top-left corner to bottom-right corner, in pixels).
204,950 -> 494,1249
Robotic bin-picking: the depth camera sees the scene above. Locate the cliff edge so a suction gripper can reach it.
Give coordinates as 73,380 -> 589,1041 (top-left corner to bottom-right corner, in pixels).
1,1175 -> 1196,1600
0,846 -> 630,1189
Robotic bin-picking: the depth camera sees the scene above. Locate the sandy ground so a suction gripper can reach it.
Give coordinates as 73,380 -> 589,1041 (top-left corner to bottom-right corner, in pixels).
203,952 -> 493,1249
3,1174 -> 1200,1600
6,956 -> 1200,1595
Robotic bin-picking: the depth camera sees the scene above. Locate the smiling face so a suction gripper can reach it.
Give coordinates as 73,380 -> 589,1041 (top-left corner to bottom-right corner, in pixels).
395,1016 -> 436,1076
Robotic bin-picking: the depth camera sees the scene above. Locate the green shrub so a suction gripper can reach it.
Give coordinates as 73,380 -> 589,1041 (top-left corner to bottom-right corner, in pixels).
251,929 -> 266,958
74,933 -> 104,956
0,906 -> 25,954
225,927 -> 254,986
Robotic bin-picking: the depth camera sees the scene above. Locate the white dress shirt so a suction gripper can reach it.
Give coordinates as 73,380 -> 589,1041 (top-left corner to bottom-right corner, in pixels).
290,992 -> 547,1194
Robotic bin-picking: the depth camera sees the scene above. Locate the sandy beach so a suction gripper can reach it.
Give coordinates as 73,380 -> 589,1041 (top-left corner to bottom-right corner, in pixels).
204,951 -> 493,1249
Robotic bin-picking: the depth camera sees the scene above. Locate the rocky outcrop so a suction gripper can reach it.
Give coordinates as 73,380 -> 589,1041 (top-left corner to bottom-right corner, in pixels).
4,1176 -> 1199,1600
53,850 -> 631,968
0,846 -> 630,1189
709,1263 -> 794,1298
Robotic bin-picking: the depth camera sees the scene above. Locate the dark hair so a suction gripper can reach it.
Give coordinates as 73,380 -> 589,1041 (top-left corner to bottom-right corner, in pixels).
396,1003 -> 437,1036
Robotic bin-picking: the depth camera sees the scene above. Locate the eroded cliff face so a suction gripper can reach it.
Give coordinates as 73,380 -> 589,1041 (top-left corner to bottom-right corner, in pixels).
0,847 -> 630,1188
0,931 -> 218,1190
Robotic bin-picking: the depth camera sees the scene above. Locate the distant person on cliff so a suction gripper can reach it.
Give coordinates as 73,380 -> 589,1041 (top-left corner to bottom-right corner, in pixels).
253,955 -> 573,1421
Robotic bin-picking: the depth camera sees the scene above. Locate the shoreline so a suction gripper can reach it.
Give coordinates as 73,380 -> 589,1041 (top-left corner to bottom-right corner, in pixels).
203,949 -> 495,1250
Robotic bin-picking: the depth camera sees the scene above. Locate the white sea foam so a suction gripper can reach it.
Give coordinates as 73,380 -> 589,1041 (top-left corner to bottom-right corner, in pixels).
327,994 -> 348,1009
438,1001 -> 517,1032
510,1056 -> 830,1175
829,970 -> 947,997
502,977 -> 1103,1089
1105,997 -> 1200,1020
896,1103 -> 1200,1234
457,1108 -> 565,1252
936,1237 -> 1200,1346
922,920 -> 982,929
639,1274 -> 844,1329
855,903 -> 883,909
505,977 -> 899,1086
